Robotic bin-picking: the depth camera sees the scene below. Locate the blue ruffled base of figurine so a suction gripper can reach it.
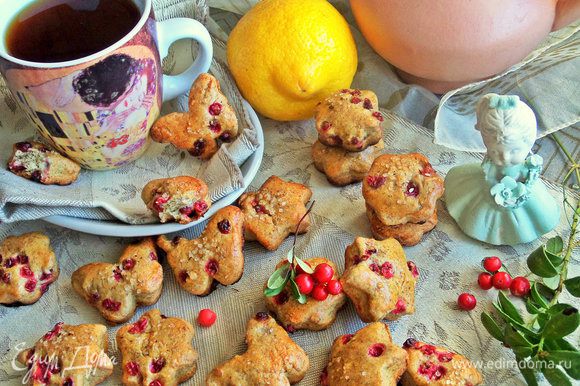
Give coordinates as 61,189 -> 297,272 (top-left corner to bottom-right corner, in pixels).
444,163 -> 560,246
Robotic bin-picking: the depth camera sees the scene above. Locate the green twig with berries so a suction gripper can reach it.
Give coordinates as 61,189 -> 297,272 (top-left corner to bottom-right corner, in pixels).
480,133 -> 580,386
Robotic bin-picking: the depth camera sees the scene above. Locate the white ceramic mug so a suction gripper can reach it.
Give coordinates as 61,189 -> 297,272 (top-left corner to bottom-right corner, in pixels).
0,0 -> 213,169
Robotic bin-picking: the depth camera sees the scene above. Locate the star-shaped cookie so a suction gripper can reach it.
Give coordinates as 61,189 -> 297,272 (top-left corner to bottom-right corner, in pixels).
0,232 -> 59,305
321,322 -> 408,386
206,312 -> 309,385
150,73 -> 238,160
17,322 -> 113,386
117,309 -> 198,386
341,237 -> 418,322
71,238 -> 163,324
157,206 -> 244,296
238,176 -> 312,251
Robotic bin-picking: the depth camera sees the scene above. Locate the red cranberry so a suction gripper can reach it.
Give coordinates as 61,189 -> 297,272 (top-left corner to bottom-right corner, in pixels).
43,322 -> 63,341
330,135 -> 343,146
40,271 -> 53,281
31,170 -> 42,182
122,259 -> 135,270
198,308 -> 217,327
274,291 -> 289,305
372,111 -> 384,121
320,121 -> 332,131
350,89 -> 362,96
24,279 -> 37,292
217,219 -> 231,234
149,252 -> 158,261
363,98 -> 373,109
49,362 -> 61,374
420,344 -> 437,355
113,267 -> 123,282
8,162 -> 25,172
149,380 -> 163,386
189,140 -> 206,157
220,132 -> 233,142
4,257 -> 16,268
285,325 -> 296,333
407,261 -> 419,278
179,270 -> 189,283
255,311 -> 269,321
369,262 -> 380,274
326,279 -> 343,295
320,368 -> 329,386
102,298 -> 121,311
209,102 -> 222,116
313,263 -> 334,284
172,236 -> 182,245
15,142 -> 33,152
405,181 -> 420,197
295,273 -> 314,295
149,357 -> 165,373
20,265 -> 34,278
438,352 -> 454,362
179,206 -> 194,216
366,175 -> 386,189
483,256 -> 502,273
340,89 -> 349,93
392,299 -> 406,314
458,293 -> 477,311
368,343 -> 386,357
90,292 -> 100,303
492,272 -> 512,290
194,200 -> 208,216
63,377 -> 74,386
366,248 -> 377,256
510,276 -> 531,297
129,317 -> 148,334
17,254 -> 29,264
350,137 -> 362,147
32,362 -> 50,383
209,120 -> 222,133
418,361 -> 447,380
311,285 -> 328,301
205,260 -> 218,276
153,195 -> 169,212
351,97 -> 362,104
341,334 -> 353,344
125,361 -> 140,376
40,283 -> 50,293
478,272 -> 493,290
252,200 -> 268,214
0,270 -> 10,284
403,338 -> 418,348
421,163 -> 436,177
380,262 -> 394,279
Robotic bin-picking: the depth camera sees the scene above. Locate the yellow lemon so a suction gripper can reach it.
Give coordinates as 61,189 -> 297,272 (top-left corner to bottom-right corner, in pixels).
227,0 -> 358,121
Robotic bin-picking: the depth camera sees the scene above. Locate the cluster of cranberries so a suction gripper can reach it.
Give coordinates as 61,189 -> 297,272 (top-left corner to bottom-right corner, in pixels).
0,253 -> 54,293
457,256 -> 531,311
294,262 -> 343,301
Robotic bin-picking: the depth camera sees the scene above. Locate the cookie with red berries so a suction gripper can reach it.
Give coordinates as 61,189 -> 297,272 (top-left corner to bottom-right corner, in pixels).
117,309 -> 198,386
238,176 -> 312,251
312,139 -> 384,186
206,312 -> 309,385
264,257 -> 346,331
142,176 -> 211,224
17,322 -> 113,385
151,73 -> 238,160
363,153 -> 444,245
401,339 -> 483,385
321,322 -> 407,386
315,89 -> 384,152
71,238 -> 163,324
341,237 -> 418,322
156,206 -> 244,296
7,141 -> 80,185
0,232 -> 59,305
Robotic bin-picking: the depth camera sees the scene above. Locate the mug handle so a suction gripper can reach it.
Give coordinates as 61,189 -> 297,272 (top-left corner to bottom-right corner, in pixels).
156,18 -> 213,102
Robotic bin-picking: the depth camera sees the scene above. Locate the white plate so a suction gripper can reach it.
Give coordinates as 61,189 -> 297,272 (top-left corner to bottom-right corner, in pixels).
43,100 -> 264,237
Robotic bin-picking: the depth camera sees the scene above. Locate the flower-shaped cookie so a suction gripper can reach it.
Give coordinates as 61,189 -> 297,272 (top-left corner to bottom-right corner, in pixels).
150,73 -> 238,160
117,309 -> 198,386
401,339 -> 483,385
315,89 -> 384,152
321,322 -> 407,386
206,312 -> 309,385
17,322 -> 113,386
341,237 -> 417,322
312,139 -> 384,186
0,232 -> 59,305
363,153 -> 444,226
142,176 -> 211,224
238,176 -> 312,251
264,257 -> 346,331
157,206 -> 244,296
71,238 -> 163,324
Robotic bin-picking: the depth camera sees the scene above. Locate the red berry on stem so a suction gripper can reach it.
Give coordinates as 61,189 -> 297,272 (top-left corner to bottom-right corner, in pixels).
295,273 -> 314,295
313,263 -> 334,284
483,256 -> 502,273
492,271 -> 512,290
311,285 -> 328,301
457,293 -> 477,311
197,309 -> 217,327
477,272 -> 493,290
510,276 -> 531,297
326,279 -> 343,295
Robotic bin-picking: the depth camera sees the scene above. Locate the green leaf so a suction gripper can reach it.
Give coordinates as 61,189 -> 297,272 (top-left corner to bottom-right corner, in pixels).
564,276 -> 580,297
295,257 -> 313,274
545,250 -> 564,267
267,264 -> 290,289
543,275 -> 561,290
531,283 -> 549,308
518,366 -> 539,386
504,326 -> 534,348
553,338 -> 579,352
512,346 -> 534,358
526,299 -> 543,314
542,366 -> 572,386
264,285 -> 286,297
286,248 -> 294,265
289,278 -> 307,304
548,303 -> 573,315
542,307 -> 579,339
537,283 -> 556,303
492,302 -> 540,338
543,351 -> 580,379
481,312 -> 504,342
498,290 -> 525,324
527,246 -> 559,277
546,236 -> 564,254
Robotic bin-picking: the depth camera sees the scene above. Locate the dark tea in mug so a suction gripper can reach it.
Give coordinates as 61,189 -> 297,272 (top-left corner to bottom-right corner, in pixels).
6,0 -> 141,63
